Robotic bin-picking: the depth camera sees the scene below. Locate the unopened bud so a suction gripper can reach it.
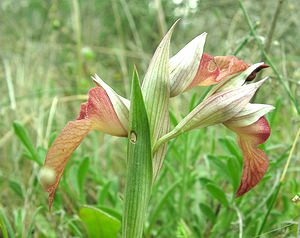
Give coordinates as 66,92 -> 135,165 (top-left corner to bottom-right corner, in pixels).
39,167 -> 56,188
292,195 -> 300,203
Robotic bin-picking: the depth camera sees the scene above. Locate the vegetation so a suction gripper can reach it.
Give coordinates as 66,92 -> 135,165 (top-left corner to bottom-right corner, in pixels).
1,0 -> 299,237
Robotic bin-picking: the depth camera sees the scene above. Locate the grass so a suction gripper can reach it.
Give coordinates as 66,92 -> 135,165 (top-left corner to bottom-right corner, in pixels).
1,0 -> 300,237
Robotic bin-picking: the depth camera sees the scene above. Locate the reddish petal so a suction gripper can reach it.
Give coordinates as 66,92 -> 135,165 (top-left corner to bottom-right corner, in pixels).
77,102 -> 88,120
224,116 -> 271,196
187,53 -> 220,88
43,119 -> 93,208
83,87 -> 127,136
43,87 -> 128,208
187,54 -> 253,89
214,56 -> 250,82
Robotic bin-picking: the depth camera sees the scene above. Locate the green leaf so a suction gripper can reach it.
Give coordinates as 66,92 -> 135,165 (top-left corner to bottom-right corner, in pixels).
148,179 -> 182,232
0,208 -> 14,238
199,203 -> 216,223
13,121 -> 40,164
122,68 -> 152,238
219,137 -> 242,162
206,183 -> 229,207
9,180 -> 24,199
141,22 -> 176,179
98,181 -> 111,205
34,213 -> 57,237
226,157 -> 241,192
77,157 -> 90,201
0,220 -> 9,238
26,206 -> 43,238
79,206 -> 121,238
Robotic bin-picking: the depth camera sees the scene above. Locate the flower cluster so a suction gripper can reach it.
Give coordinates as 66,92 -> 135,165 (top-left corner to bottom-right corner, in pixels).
41,24 -> 273,207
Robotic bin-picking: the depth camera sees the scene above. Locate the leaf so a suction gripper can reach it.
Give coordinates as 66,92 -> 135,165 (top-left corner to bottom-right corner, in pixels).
219,137 -> 242,162
122,68 -> 152,238
98,181 -> 111,205
141,22 -> 176,180
26,206 -> 43,238
34,214 -> 57,237
226,158 -> 241,192
37,146 -> 47,165
199,203 -> 216,222
77,157 -> 90,201
0,219 -> 9,238
206,183 -> 229,207
9,180 -> 24,199
13,121 -> 39,164
0,208 -> 13,238
148,179 -> 182,232
79,206 -> 121,238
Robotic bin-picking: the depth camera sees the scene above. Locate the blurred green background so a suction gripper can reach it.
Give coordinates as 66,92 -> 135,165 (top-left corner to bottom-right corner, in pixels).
0,0 -> 299,237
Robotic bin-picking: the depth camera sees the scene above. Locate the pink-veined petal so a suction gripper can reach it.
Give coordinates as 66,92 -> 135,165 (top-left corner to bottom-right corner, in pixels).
80,87 -> 127,136
186,53 -> 220,88
186,54 -> 264,90
214,56 -> 249,81
43,119 -> 92,208
224,116 -> 271,197
42,87 -> 127,208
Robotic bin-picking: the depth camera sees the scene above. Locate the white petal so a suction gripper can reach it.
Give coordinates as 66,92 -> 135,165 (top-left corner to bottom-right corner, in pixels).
156,79 -> 267,145
92,74 -> 130,130
224,103 -> 275,127
169,33 -> 207,97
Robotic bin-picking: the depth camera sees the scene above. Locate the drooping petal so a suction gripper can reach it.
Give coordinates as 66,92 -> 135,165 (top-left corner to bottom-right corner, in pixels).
42,87 -> 128,208
224,116 -> 271,197
169,33 -> 207,97
42,119 -> 92,208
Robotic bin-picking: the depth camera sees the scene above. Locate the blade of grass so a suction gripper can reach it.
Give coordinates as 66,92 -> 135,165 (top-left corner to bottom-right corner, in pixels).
3,60 -> 16,110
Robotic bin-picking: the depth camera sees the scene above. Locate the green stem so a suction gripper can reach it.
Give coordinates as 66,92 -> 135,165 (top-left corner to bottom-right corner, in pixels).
264,0 -> 285,54
179,134 -> 190,217
72,0 -> 83,93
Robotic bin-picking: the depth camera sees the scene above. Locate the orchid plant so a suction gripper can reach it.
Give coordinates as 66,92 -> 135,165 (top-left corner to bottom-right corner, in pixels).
40,22 -> 273,237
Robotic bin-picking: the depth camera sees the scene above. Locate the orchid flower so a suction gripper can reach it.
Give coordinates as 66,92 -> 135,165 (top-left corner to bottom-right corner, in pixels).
41,25 -> 273,209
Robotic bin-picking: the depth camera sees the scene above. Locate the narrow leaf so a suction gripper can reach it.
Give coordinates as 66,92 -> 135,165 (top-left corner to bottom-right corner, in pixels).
122,68 -> 152,238
13,121 -> 39,164
206,183 -> 229,206
142,22 -> 177,180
